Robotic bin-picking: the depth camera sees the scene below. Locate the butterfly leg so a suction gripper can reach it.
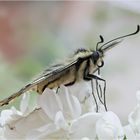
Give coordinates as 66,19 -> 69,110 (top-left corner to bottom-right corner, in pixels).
83,64 -> 99,112
95,77 -> 104,104
91,79 -> 98,112
87,74 -> 107,111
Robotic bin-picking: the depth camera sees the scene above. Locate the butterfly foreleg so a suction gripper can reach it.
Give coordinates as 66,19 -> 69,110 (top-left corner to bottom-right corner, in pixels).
87,74 -> 107,111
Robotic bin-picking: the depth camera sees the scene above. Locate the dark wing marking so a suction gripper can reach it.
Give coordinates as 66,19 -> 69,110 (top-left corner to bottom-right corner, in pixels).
75,48 -> 88,54
32,59 -> 77,84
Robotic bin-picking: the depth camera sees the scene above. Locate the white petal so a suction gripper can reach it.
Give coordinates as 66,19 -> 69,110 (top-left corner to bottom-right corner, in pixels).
38,88 -> 63,120
67,81 -> 98,113
0,106 -> 27,128
0,109 -> 13,126
11,106 -> 22,117
128,105 -> 140,133
4,125 -> 24,140
27,123 -> 70,140
68,81 -> 91,103
136,133 -> 140,139
26,111 -> 69,140
20,92 -> 30,114
16,109 -> 50,134
81,137 -> 90,140
54,111 -> 68,130
124,125 -> 136,140
70,112 -> 102,139
4,109 -> 50,139
96,111 -> 124,140
26,123 -> 58,140
58,85 -> 81,119
128,91 -> 140,134
81,95 -> 95,113
0,127 -> 6,140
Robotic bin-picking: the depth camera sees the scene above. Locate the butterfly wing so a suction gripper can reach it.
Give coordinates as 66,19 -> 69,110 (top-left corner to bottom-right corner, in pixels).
0,58 -> 79,106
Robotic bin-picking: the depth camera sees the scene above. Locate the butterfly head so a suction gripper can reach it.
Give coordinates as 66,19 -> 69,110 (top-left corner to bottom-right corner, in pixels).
91,50 -> 104,68
91,25 -> 140,68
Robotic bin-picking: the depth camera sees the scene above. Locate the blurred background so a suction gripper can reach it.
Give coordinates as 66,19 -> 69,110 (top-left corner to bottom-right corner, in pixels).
0,1 -> 140,124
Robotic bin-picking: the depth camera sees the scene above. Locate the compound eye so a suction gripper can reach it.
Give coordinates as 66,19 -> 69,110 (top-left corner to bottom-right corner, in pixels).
93,51 -> 99,61
92,51 -> 99,64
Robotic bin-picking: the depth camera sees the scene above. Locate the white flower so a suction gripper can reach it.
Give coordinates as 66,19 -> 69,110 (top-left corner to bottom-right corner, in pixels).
123,125 -> 137,140
68,81 -> 106,113
0,92 -> 30,127
0,84 -> 105,140
0,83 -> 129,140
126,90 -> 140,139
0,127 -> 6,140
96,111 -> 124,140
70,112 -> 102,139
38,86 -> 81,121
67,81 -> 95,113
81,137 -> 90,140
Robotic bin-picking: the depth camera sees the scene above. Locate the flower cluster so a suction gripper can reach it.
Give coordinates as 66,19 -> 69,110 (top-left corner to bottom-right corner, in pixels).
0,81 -> 140,140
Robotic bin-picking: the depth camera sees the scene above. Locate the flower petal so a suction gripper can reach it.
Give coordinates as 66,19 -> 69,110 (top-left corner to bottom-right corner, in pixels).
54,111 -> 68,130
0,127 -> 6,140
70,112 -> 102,139
38,88 -> 63,120
96,111 -> 124,140
27,111 -> 69,140
26,123 -> 58,140
58,85 -> 81,119
68,81 -> 91,103
0,109 -> 14,126
3,109 -> 50,139
128,91 -> 140,135
20,92 -> 30,114
4,125 -> 24,140
124,125 -> 136,140
81,137 -> 90,140
128,104 -> 140,134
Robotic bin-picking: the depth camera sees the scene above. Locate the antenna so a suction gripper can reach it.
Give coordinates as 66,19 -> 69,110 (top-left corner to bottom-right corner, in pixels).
99,25 -> 140,51
96,35 -> 104,51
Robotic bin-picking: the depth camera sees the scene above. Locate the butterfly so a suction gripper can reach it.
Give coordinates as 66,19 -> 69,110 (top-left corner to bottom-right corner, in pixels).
0,25 -> 139,112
